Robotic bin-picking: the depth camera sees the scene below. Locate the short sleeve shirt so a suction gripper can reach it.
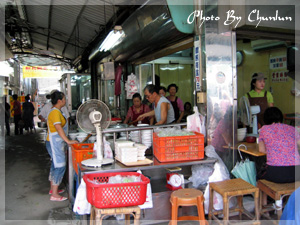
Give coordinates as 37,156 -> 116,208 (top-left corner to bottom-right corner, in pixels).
46,108 -> 66,141
125,104 -> 151,120
39,102 -> 70,121
245,90 -> 274,104
259,123 -> 300,166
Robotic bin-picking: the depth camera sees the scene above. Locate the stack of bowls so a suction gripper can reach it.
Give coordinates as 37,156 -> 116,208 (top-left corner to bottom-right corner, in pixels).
137,124 -> 152,148
76,133 -> 88,142
237,128 -> 247,142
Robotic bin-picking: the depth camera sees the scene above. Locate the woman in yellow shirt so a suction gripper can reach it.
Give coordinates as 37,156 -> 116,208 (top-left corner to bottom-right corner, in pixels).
46,91 -> 78,201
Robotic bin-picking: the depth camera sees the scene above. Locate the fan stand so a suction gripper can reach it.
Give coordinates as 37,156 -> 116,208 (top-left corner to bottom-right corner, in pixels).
248,105 -> 260,138
81,110 -> 114,168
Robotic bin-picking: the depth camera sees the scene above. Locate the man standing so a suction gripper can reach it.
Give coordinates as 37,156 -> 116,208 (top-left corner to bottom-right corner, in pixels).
138,84 -> 175,125
38,90 -> 70,125
11,94 -> 23,135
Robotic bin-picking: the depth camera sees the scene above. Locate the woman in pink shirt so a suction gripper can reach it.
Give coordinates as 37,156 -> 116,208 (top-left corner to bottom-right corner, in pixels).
123,93 -> 154,126
258,107 -> 300,183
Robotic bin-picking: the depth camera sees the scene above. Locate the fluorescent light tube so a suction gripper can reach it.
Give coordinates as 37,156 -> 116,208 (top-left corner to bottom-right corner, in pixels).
99,30 -> 124,52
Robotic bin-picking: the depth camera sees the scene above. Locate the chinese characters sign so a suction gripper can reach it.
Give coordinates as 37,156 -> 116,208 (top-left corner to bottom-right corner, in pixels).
194,40 -> 201,91
23,66 -> 62,78
269,56 -> 287,69
271,71 -> 288,82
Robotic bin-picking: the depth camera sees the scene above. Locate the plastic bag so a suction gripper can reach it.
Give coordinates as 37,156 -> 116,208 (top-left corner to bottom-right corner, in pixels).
188,164 -> 214,188
93,137 -> 113,159
103,137 -> 113,159
187,106 -> 206,137
125,73 -> 139,99
73,178 -> 91,215
137,170 -> 153,209
203,145 -> 236,214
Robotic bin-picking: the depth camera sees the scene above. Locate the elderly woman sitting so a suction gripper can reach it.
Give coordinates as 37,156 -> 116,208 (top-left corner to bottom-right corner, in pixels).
258,107 -> 300,183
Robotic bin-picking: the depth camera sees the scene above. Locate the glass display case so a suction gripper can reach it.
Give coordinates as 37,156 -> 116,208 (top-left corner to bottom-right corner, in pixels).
60,73 -> 91,111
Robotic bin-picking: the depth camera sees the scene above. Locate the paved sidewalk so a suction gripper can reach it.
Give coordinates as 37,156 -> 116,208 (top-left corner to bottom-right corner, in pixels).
3,127 -> 79,225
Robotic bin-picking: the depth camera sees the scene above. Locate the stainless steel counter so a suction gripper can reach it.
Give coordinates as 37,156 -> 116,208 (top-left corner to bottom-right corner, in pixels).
80,156 -> 217,174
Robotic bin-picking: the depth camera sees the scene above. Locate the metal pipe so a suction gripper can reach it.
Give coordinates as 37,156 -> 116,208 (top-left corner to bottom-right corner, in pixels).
102,122 -> 187,134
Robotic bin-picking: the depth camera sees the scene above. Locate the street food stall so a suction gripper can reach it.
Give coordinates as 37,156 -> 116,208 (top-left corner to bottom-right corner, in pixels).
66,2 -> 297,224
66,98 -> 216,222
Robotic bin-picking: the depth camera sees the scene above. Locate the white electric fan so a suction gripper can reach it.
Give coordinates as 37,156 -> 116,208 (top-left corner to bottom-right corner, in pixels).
239,96 -> 260,137
76,99 -> 114,167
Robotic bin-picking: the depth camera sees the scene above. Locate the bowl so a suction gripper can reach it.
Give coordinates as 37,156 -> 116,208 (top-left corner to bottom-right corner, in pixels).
237,128 -> 247,134
69,133 -> 78,140
76,133 -> 88,142
246,136 -> 256,143
237,134 -> 246,142
237,128 -> 247,142
89,136 -> 96,142
76,136 -> 86,142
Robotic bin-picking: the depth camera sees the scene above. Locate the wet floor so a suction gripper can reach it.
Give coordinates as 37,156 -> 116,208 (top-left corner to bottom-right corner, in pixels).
3,126 -> 79,225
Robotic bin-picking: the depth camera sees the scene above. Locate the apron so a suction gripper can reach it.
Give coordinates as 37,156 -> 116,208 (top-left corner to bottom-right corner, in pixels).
47,108 -> 68,168
131,105 -> 149,126
169,97 -> 179,121
247,91 -> 268,126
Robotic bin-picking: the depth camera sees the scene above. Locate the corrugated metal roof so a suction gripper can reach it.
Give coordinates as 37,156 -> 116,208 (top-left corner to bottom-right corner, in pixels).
5,1 -> 121,64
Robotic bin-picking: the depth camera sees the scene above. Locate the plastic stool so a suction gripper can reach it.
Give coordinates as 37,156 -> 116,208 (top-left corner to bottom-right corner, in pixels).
257,179 -> 300,220
208,178 -> 260,225
170,188 -> 206,225
90,205 -> 141,225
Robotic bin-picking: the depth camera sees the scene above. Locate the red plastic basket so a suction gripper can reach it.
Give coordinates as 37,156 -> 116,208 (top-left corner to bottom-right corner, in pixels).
71,143 -> 94,174
83,172 -> 150,208
153,132 -> 205,162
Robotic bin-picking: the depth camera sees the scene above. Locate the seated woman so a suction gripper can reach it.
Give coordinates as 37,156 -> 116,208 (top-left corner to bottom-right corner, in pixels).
123,93 -> 154,126
181,102 -> 193,122
258,107 -> 300,183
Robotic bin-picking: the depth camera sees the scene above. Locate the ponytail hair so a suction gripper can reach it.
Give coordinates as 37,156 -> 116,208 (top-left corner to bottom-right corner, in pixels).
51,91 -> 65,105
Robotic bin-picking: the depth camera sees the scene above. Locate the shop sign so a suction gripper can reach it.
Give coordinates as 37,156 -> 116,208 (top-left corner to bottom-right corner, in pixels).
271,71 -> 288,83
194,40 -> 201,91
22,66 -> 62,78
269,56 -> 287,69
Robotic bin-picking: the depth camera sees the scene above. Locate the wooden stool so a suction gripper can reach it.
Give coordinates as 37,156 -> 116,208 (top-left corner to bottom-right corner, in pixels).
257,179 -> 300,220
208,178 -> 260,225
89,205 -> 141,225
170,188 -> 206,225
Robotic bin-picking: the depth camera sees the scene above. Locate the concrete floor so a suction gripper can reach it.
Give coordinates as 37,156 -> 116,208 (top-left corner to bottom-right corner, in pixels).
0,124 -> 280,225
3,126 -> 79,225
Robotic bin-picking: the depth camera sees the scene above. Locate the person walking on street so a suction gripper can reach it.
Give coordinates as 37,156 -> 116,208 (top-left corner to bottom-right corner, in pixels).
11,94 -> 23,135
22,94 -> 35,134
5,97 -> 10,136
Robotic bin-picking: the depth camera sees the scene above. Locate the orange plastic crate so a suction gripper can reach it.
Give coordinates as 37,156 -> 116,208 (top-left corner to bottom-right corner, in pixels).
153,132 -> 205,162
83,172 -> 150,208
71,143 -> 94,174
